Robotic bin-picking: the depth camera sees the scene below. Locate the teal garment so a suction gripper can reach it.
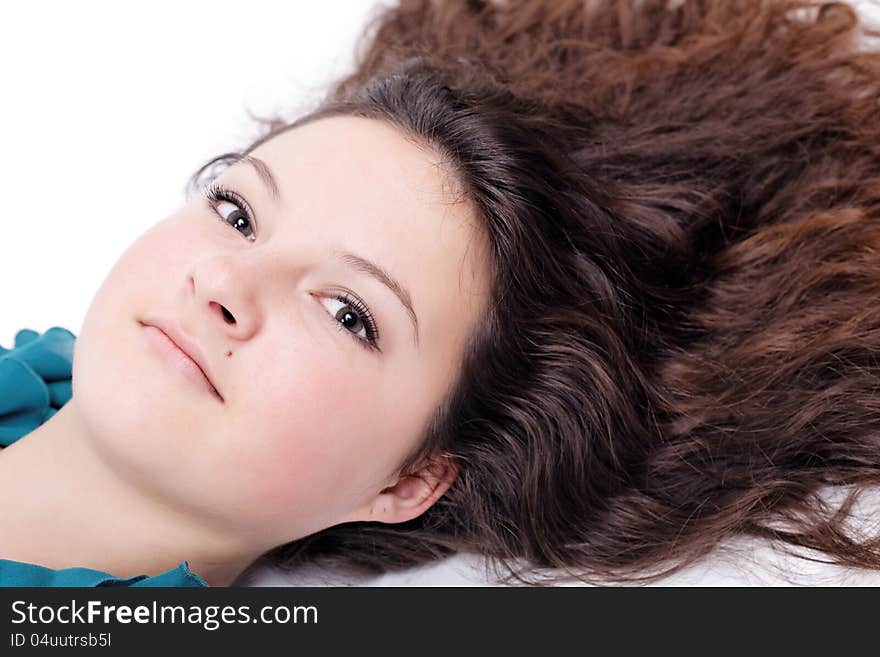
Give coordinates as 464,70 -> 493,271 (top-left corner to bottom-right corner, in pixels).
0,326 -> 209,588
0,327 -> 75,447
0,559 -> 208,587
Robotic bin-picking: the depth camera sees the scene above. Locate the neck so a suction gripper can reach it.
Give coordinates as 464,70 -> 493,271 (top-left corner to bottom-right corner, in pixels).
0,401 -> 262,586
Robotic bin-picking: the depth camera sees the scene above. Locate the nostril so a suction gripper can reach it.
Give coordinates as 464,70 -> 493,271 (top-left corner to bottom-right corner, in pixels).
210,301 -> 236,324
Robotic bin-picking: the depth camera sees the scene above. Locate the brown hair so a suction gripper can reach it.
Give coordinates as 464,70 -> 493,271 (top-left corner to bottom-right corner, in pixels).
188,0 -> 880,584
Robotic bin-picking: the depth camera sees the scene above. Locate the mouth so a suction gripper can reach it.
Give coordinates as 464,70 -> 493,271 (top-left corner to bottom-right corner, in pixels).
140,320 -> 224,402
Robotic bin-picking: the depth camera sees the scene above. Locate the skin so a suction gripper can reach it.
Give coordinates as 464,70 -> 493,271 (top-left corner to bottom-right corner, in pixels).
0,115 -> 490,586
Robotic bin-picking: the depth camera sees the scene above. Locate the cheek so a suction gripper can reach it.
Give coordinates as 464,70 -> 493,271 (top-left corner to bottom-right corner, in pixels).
74,218 -> 189,412
77,215 -> 201,361
205,350 -> 390,533
72,215 -> 222,487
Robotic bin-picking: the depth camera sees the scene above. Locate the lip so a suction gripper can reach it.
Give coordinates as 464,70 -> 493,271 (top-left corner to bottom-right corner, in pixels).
140,318 -> 223,402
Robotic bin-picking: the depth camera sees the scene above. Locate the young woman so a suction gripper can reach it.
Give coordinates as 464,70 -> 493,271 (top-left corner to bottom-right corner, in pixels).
2,0 -> 880,587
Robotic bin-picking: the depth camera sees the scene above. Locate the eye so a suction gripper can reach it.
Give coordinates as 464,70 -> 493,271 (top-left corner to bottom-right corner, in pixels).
318,292 -> 381,353
203,182 -> 256,242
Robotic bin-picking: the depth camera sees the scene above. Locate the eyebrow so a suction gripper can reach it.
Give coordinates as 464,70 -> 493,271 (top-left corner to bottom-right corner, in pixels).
238,154 -> 281,203
334,250 -> 421,349
237,154 -> 421,348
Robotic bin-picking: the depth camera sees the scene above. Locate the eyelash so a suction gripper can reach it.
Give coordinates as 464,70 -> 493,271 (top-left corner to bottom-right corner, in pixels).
201,181 -> 382,352
203,181 -> 257,241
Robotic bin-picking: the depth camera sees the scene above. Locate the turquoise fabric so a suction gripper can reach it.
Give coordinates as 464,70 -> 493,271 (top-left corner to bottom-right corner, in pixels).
0,327 -> 74,447
0,326 -> 209,587
0,559 -> 208,587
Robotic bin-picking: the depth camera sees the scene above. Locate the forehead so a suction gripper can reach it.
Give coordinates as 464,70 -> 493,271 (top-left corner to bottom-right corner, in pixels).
251,115 -> 466,215
248,115 -> 490,350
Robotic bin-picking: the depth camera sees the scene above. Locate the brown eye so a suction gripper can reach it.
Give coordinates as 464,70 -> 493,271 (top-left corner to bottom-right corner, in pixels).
203,182 -> 256,242
216,201 -> 255,239
317,293 -> 381,352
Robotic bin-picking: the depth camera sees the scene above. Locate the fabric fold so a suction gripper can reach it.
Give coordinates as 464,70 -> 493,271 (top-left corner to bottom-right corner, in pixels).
0,326 -> 75,447
0,559 -> 209,587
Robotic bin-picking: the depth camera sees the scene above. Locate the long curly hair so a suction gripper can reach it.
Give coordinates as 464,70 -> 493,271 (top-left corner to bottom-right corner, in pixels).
187,0 -> 880,584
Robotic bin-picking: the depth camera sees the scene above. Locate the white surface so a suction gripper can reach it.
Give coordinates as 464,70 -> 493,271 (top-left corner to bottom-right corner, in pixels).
234,476 -> 880,586
235,539 -> 880,587
3,0 -> 880,586
234,484 -> 880,586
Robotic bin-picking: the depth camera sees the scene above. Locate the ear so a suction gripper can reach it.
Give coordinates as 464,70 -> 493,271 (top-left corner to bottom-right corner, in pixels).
344,454 -> 458,525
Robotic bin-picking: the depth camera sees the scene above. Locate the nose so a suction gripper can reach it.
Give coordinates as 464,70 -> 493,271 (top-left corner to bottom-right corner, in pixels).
187,255 -> 261,343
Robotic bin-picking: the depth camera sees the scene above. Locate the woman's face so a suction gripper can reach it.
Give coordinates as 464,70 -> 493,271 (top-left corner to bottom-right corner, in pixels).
72,115 -> 489,548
